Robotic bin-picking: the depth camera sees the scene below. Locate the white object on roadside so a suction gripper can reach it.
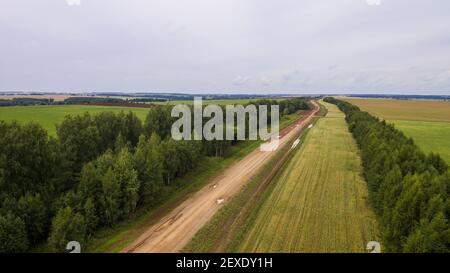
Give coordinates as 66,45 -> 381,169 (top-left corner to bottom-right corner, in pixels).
308,124 -> 313,129
216,199 -> 225,205
291,139 -> 300,149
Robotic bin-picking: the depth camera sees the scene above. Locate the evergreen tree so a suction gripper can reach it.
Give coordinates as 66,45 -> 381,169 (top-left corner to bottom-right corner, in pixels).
114,133 -> 128,154
404,212 -> 450,253
134,134 -> 164,204
114,148 -> 140,216
122,111 -> 143,147
144,107 -> 173,139
48,207 -> 86,253
0,213 -> 29,253
78,162 -> 102,205
83,198 -> 98,236
17,193 -> 47,243
100,168 -> 121,226
161,138 -> 180,185
57,113 -> 100,172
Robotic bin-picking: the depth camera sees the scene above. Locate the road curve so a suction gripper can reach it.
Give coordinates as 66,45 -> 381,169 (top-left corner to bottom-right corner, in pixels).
122,101 -> 320,253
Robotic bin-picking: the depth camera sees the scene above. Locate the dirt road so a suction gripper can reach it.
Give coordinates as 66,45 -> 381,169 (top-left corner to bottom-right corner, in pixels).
122,101 -> 320,253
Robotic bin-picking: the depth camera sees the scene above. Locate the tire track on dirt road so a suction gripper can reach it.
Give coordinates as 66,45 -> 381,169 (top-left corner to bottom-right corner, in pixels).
122,101 -> 320,253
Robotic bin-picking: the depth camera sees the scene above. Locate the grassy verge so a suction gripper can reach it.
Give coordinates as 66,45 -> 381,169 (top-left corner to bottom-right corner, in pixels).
315,100 -> 328,117
183,116 -> 319,252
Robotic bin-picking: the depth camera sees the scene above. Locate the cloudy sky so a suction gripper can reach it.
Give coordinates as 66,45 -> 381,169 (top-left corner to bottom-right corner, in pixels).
1,0 -> 449,94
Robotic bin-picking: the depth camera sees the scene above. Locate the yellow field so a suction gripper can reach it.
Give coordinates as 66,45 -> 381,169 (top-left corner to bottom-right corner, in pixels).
343,98 -> 450,122
237,102 -> 380,252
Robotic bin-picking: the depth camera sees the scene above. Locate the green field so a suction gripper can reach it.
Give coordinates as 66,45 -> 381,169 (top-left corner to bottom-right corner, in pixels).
390,120 -> 450,162
345,98 -> 450,162
0,105 -> 151,136
236,102 -> 380,252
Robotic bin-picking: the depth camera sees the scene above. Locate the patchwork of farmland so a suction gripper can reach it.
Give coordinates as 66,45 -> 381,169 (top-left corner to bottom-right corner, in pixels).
344,98 -> 450,162
236,101 -> 380,252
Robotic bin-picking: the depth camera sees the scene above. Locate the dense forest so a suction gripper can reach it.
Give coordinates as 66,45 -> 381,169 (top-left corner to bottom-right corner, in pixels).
0,98 -> 309,252
324,97 -> 449,252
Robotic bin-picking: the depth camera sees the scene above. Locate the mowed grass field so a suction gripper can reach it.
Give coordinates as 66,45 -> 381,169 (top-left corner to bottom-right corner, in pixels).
0,105 -> 150,136
236,102 -> 380,252
344,98 -> 450,162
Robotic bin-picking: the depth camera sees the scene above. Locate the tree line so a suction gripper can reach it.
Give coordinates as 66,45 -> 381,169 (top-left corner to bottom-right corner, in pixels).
0,98 -> 310,252
0,98 -> 55,106
324,97 -> 449,253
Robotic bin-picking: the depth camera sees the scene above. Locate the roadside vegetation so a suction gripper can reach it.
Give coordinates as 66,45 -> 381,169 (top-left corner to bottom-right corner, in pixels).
325,97 -> 449,253
0,98 -> 309,253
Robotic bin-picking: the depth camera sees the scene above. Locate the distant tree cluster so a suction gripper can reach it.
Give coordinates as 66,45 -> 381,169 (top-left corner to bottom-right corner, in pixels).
324,97 -> 449,253
279,98 -> 309,115
129,98 -> 168,103
60,97 -> 125,105
0,98 -> 54,106
0,98 -> 310,252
